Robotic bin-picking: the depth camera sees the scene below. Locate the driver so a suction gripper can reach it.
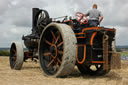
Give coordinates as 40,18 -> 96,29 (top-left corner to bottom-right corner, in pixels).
85,4 -> 103,27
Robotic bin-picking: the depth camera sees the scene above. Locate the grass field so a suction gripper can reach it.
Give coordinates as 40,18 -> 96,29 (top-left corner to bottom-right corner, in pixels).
120,52 -> 128,56
0,50 -> 9,56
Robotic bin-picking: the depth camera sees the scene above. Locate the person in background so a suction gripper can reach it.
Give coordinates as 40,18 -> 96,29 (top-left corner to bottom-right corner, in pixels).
85,4 -> 103,27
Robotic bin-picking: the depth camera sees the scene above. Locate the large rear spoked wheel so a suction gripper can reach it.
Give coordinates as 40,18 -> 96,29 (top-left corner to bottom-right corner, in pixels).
10,42 -> 24,70
39,23 -> 77,77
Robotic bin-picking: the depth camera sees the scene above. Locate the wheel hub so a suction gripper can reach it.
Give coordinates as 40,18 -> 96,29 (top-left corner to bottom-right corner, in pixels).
50,45 -> 57,57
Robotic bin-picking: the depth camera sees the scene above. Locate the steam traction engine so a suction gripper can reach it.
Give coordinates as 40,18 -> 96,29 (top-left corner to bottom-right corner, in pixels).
10,8 -> 119,77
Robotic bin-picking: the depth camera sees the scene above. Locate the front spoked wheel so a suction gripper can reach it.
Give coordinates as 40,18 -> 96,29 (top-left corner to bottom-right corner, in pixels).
39,23 -> 77,77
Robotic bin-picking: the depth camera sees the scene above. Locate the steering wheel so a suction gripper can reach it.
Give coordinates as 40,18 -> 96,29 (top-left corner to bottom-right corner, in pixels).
75,12 -> 88,24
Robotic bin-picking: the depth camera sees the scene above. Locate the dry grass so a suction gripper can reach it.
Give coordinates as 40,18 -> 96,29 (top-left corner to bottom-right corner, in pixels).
0,56 -> 128,85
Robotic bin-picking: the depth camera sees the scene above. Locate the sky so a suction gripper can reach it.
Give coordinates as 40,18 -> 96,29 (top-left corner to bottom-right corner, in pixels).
0,0 -> 128,47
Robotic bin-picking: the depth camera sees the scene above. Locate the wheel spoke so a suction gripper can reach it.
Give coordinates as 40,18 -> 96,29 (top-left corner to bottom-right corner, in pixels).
55,33 -> 60,44
51,39 -> 54,44
12,53 -> 17,61
47,59 -> 54,67
13,52 -> 17,56
53,62 -> 59,71
47,54 -> 56,67
51,31 -> 56,41
50,39 -> 55,48
13,62 -> 16,66
12,48 -> 16,53
58,51 -> 63,54
50,54 -> 56,59
43,52 -> 51,56
47,54 -> 62,67
12,57 -> 16,61
57,42 -> 63,47
57,58 -> 62,64
45,40 -> 53,46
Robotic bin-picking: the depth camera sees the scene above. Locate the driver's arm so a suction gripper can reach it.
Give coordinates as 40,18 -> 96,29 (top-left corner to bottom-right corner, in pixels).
99,11 -> 103,24
99,16 -> 103,24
